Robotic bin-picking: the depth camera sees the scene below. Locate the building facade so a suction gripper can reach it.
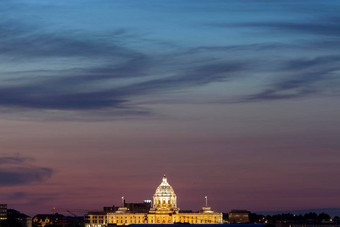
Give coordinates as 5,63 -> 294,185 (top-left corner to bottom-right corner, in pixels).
228,210 -> 250,223
86,175 -> 222,226
7,209 -> 32,227
0,204 -> 7,221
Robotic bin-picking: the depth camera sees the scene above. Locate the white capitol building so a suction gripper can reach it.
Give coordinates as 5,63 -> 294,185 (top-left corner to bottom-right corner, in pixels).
86,175 -> 223,226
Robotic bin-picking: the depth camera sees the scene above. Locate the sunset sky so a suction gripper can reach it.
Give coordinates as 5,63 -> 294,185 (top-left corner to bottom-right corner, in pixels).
0,0 -> 340,216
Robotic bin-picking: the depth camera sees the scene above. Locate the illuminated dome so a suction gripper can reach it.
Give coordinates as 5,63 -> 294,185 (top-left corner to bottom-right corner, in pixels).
152,174 -> 177,211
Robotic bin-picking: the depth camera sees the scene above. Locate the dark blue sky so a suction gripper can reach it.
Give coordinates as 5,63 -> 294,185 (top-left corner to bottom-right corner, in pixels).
0,0 -> 339,215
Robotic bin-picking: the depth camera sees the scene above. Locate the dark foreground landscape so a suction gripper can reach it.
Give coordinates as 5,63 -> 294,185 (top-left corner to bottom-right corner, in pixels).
1,209 -> 340,227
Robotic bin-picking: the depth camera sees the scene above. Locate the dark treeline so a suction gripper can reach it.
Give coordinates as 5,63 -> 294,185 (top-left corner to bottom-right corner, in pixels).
0,221 -> 82,227
1,211 -> 340,227
249,212 -> 340,224
0,219 -> 82,227
222,212 -> 340,225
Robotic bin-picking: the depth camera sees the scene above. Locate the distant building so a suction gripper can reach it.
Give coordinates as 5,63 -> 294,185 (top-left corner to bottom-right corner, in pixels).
124,201 -> 152,213
7,209 -> 32,227
103,206 -> 118,213
86,175 -> 223,226
33,213 -> 66,227
0,204 -> 7,221
228,210 -> 250,223
179,210 -> 193,213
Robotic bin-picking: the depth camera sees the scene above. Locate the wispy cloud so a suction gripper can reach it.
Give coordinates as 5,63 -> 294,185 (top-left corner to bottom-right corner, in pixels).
0,21 -> 133,59
0,60 -> 246,111
0,155 -> 53,186
0,156 -> 32,164
1,13 -> 340,119
0,20 -> 249,115
235,18 -> 340,37
241,55 -> 340,102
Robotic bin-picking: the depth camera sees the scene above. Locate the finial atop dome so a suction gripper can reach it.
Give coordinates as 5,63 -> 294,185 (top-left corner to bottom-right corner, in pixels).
162,174 -> 167,183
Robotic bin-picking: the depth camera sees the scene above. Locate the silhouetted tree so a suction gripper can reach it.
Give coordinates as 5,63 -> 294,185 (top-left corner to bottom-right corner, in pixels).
304,212 -> 318,219
319,212 -> 331,221
222,213 -> 228,220
264,224 -> 275,227
65,223 -> 84,227
249,212 -> 265,223
334,216 -> 340,224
